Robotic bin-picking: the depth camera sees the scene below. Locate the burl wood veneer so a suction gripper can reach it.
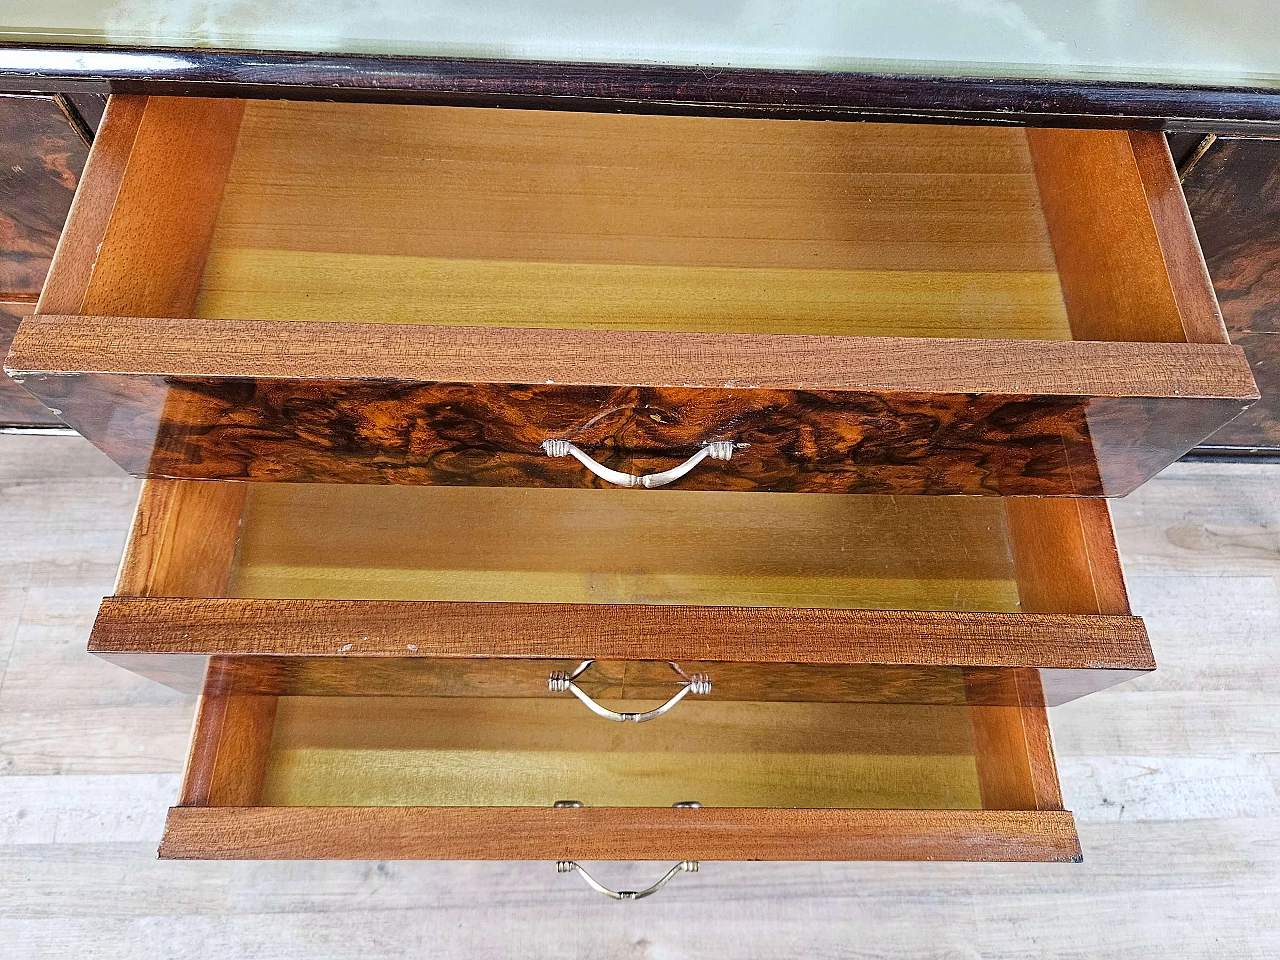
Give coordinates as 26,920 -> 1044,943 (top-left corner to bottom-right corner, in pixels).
5,97 -> 1257,495
1181,137 -> 1280,455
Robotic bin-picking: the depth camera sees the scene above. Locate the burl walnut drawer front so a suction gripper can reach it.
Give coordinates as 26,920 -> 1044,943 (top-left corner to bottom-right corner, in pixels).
6,96 -> 1257,496
92,480 -> 1151,862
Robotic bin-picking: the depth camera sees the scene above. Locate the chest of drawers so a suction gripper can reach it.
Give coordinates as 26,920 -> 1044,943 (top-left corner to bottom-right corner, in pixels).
3,92 -> 1252,893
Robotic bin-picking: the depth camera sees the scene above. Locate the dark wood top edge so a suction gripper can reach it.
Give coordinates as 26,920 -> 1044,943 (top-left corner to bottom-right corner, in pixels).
1183,448 -> 1280,463
8,316 -> 1259,401
0,43 -> 1279,132
159,806 -> 1082,861
90,598 -> 1155,671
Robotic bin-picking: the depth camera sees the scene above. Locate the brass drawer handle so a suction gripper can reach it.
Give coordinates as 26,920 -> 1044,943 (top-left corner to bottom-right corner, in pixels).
540,439 -> 742,488
556,860 -> 699,900
547,659 -> 711,722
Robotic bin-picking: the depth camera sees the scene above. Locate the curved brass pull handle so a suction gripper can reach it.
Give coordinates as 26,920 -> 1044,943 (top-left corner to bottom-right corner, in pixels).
541,439 -> 742,489
556,860 -> 699,900
547,659 -> 711,722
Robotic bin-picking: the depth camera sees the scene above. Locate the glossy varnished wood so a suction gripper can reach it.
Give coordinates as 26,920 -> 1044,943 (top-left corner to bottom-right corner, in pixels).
7,320 -> 1255,495
34,95 -> 146,316
0,93 -> 88,296
1182,137 -> 1280,455
4,43 -> 1280,133
0,94 -> 89,426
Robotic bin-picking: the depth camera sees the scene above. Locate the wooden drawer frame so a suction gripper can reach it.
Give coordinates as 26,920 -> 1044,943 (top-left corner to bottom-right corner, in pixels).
4,95 -> 1259,497
91,477 -> 1150,862
162,653 -> 1076,862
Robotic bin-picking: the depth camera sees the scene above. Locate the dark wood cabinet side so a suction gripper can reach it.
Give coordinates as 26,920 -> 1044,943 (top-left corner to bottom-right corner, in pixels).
1183,138 -> 1280,457
0,94 -> 89,427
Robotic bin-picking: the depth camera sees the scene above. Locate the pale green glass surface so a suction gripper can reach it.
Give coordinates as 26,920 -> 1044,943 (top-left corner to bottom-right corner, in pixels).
1,1 -> 1278,89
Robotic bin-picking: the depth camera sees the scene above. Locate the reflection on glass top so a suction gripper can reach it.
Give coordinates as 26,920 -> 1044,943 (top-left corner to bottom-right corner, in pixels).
2,0 -> 1279,89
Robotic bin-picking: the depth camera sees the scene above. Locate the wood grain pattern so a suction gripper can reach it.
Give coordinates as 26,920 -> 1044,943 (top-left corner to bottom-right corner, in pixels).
162,649 -> 1078,860
199,248 -> 1071,338
1027,128 -> 1213,345
6,320 -> 1256,496
178,665 -> 276,807
1181,137 -> 1280,454
34,95 -> 146,316
1195,330 -> 1280,454
1005,498 -> 1131,616
89,652 -> 1147,709
87,600 -> 1153,706
1012,672 -> 1065,809
204,695 -> 276,806
211,102 -> 1062,271
11,98 -> 1259,489
88,599 -> 1153,667
127,480 -> 1027,611
71,97 -> 244,318
225,482 -> 1023,607
1126,131 -> 1230,345
1183,139 -> 1280,338
200,102 -> 1069,339
0,94 -> 88,296
10,315 -> 1254,394
113,480 -> 245,597
158,806 -> 1081,861
8,439 -> 1280,952
969,670 -> 1063,811
0,94 -> 90,427
90,474 -> 1149,707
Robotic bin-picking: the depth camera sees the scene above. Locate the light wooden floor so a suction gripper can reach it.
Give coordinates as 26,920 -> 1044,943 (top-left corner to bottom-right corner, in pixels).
0,435 -> 1276,959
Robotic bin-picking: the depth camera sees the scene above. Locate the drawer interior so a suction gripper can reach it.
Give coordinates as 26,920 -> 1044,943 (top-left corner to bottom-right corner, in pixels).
123,481 -> 1096,860
166,660 -> 1074,860
47,97 -> 1213,348
192,692 -> 1049,812
95,480 -> 1146,707
121,481 -> 1127,618
225,484 -> 1020,610
197,101 -> 1076,341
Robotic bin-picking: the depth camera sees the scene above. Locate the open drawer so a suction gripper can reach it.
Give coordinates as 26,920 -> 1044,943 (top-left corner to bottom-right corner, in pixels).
6,95 -> 1257,496
92,479 -> 1151,862
160,670 -> 1079,865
